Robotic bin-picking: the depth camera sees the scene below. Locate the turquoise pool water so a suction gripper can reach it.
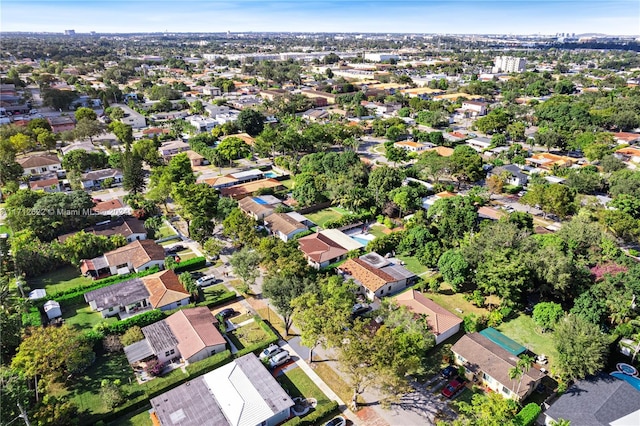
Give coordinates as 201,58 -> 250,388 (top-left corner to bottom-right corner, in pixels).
350,236 -> 371,246
264,171 -> 279,178
611,372 -> 640,391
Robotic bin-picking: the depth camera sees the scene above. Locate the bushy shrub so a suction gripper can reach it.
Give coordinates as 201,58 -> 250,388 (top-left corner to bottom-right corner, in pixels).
514,403 -> 541,426
173,256 -> 206,273
22,307 -> 42,327
300,401 -> 339,425
145,359 -> 164,377
184,350 -> 232,376
107,309 -> 166,334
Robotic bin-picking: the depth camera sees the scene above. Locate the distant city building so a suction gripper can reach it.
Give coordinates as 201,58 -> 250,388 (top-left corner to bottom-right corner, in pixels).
493,56 -> 526,73
64,29 -> 75,36
364,53 -> 399,62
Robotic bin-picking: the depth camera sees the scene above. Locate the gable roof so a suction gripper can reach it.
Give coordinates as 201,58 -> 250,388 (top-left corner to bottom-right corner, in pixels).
394,290 -> 462,336
165,307 -> 225,361
264,212 -> 306,236
83,278 -> 149,310
58,216 -> 146,243
142,319 -> 179,354
545,374 -> 640,425
338,258 -> 396,293
82,168 -> 122,181
220,178 -> 282,200
104,240 -> 165,270
451,333 -> 544,399
143,270 -> 190,309
238,197 -> 276,217
17,154 -> 60,168
92,198 -> 125,213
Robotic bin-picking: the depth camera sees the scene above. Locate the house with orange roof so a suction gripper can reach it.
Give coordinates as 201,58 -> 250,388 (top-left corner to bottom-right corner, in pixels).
124,307 -> 226,366
200,175 -> 239,189
395,289 -> 462,344
421,191 -> 458,210
526,152 -> 573,170
298,229 -> 364,270
220,178 -> 283,200
80,240 -> 165,279
611,132 -> 640,145
143,270 -> 191,312
338,252 -> 416,300
221,132 -> 255,146
394,140 -> 430,152
426,146 -> 454,157
615,146 -> 640,165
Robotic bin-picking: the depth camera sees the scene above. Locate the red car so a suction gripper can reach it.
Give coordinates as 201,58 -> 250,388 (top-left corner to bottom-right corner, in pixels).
442,376 -> 466,399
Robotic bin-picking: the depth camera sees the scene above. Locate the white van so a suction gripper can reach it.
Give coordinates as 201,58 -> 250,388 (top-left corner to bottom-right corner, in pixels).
196,275 -> 217,287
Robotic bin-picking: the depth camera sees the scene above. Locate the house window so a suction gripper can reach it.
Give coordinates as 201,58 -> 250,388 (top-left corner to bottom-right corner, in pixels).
176,301 -> 181,307
165,351 -> 170,357
170,349 -> 175,355
380,289 -> 384,295
388,286 -> 391,291
502,386 -> 510,395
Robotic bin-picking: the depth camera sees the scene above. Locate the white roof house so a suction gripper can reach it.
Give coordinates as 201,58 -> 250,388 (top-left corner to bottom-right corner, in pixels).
320,229 -> 364,252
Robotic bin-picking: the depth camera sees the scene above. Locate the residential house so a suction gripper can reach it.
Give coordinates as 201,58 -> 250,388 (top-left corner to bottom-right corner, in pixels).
60,141 -> 99,156
80,239 -> 165,278
302,108 -> 330,122
185,150 -> 207,167
80,168 -> 123,189
466,137 -> 492,152
260,89 -> 287,101
611,131 -> 640,145
421,191 -> 458,210
58,216 -> 147,244
298,229 -> 364,269
115,104 -> 147,129
300,89 -> 337,105
264,213 -> 308,242
228,96 -> 262,110
544,374 -> 640,426
526,153 -> 573,170
124,307 -> 226,366
150,353 -> 294,426
615,146 -> 640,165
461,100 -> 488,116
238,196 -> 282,221
394,290 -> 462,345
477,206 -> 504,221
285,211 -> 315,228
426,146 -> 454,157
227,168 -> 264,184
202,86 -> 222,96
47,116 -> 76,133
84,270 -> 189,318
17,154 -> 61,176
338,252 -> 417,300
489,164 -> 528,186
201,175 -> 239,190
142,127 -> 170,139
221,133 -> 255,147
189,116 -> 218,133
451,332 -> 545,401
29,175 -> 61,192
220,178 -> 283,200
394,141 -> 431,153
159,140 -> 190,158
92,198 -> 130,215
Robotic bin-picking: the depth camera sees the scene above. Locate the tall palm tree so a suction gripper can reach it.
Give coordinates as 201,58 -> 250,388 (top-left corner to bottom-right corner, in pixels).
515,355 -> 536,396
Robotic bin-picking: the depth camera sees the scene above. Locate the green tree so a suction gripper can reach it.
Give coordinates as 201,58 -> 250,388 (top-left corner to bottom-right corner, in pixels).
203,238 -> 224,259
438,249 -> 470,292
178,271 -> 198,298
222,208 -> 259,248
74,107 -> 97,122
172,182 -> 218,238
384,145 -> 409,165
229,247 -> 262,289
237,108 -> 265,136
100,379 -> 124,410
42,88 -> 78,110
416,151 -> 450,183
263,273 -> 313,336
122,151 -> 145,194
120,326 -> 144,346
9,133 -> 33,154
216,137 -> 250,164
73,118 -> 104,143
450,145 -> 485,187
132,138 -> 162,166
555,315 -> 609,380
166,152 -> 196,185
533,302 -> 564,332
109,122 -> 133,146
454,391 -> 519,426
427,196 -> 478,246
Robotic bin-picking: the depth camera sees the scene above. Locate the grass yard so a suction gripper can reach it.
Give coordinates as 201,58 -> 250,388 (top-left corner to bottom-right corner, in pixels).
227,320 -> 270,350
497,314 -> 559,371
280,179 -> 294,189
108,406 -> 153,426
422,283 -> 491,319
368,223 -> 390,239
202,284 -> 235,305
159,236 -> 181,246
156,222 -> 177,239
277,367 -> 331,405
305,208 -> 343,228
29,266 -> 92,293
312,362 -> 364,406
256,306 -> 290,339
65,353 -> 142,417
230,313 -> 253,324
396,254 -> 430,276
176,249 -> 197,261
63,304 -> 117,330
331,206 -> 351,215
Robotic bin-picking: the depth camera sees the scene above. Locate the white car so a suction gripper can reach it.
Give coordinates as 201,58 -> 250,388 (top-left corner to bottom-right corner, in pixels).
268,350 -> 291,368
196,275 -> 217,287
259,344 -> 283,360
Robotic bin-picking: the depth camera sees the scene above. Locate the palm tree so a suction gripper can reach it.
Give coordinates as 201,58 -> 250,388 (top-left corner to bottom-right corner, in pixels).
508,364 -> 523,396
515,355 -> 535,397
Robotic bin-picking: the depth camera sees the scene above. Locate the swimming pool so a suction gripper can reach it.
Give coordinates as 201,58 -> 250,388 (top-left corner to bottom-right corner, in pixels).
264,171 -> 279,178
611,372 -> 640,392
351,236 -> 371,246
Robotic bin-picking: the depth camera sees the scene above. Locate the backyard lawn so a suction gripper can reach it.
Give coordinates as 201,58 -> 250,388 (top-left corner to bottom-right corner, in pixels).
227,320 -> 270,350
63,304 -> 117,330
108,406 -> 153,426
305,209 -> 343,228
497,314 -> 559,370
277,367 -> 331,405
421,283 -> 492,319
396,254 -> 430,276
156,222 -> 177,239
159,236 -> 181,246
368,223 -> 390,239
280,179 -> 294,189
29,266 -> 92,293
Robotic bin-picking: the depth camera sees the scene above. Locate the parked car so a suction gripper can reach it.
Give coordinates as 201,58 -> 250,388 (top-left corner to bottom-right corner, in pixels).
259,344 -> 283,361
351,303 -> 369,317
196,275 -> 217,287
442,376 -> 466,399
441,365 -> 457,379
268,350 -> 291,368
166,244 -> 185,254
217,308 -> 237,320
324,417 -> 347,426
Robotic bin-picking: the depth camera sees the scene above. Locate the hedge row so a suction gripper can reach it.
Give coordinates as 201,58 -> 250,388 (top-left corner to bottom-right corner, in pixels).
184,350 -> 232,376
282,401 -> 340,426
41,267 -> 161,307
234,316 -> 279,358
106,309 -> 167,335
196,291 -> 237,309
514,403 -> 542,426
323,210 -> 374,229
173,256 -> 206,273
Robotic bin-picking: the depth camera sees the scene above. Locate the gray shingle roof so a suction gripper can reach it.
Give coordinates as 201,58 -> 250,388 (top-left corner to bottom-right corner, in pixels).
545,374 -> 640,425
83,278 -> 149,310
142,320 -> 178,354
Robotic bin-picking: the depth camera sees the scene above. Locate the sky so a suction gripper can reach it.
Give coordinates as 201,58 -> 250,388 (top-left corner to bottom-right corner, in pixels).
2,1 -> 639,35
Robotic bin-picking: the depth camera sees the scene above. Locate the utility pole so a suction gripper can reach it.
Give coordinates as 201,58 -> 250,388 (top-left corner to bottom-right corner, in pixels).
17,403 -> 31,426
